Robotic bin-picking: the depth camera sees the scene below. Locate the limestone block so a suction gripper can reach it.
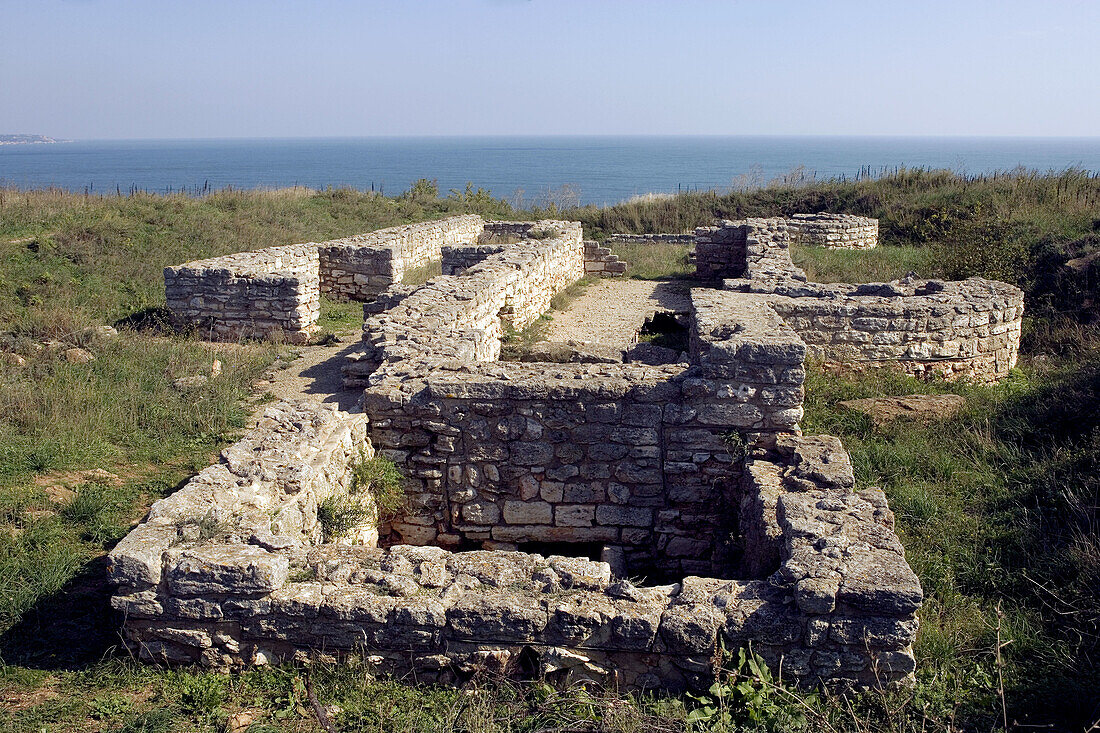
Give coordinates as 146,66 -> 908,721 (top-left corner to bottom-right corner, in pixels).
167,545 -> 289,597
503,501 -> 553,525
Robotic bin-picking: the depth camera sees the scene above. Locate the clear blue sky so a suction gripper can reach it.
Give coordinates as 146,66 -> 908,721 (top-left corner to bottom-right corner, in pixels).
1,0 -> 1097,139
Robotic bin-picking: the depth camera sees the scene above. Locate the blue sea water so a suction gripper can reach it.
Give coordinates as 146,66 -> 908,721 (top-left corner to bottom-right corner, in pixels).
1,136 -> 1099,207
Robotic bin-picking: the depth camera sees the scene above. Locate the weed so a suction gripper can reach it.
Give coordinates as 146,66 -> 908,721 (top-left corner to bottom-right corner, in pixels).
170,671 -> 227,719
288,566 -> 318,583
350,450 -> 404,520
317,495 -> 370,541
685,646 -> 820,731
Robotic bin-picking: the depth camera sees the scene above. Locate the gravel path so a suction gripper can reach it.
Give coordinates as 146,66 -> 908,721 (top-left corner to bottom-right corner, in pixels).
545,279 -> 691,349
253,279 -> 691,412
253,330 -> 363,413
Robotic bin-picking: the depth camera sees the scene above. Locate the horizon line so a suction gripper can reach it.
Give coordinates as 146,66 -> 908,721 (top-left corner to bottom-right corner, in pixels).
10,133 -> 1100,143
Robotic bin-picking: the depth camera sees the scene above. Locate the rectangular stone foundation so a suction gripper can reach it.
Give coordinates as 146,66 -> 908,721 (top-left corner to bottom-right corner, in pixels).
109,403 -> 920,690
126,215 -> 927,692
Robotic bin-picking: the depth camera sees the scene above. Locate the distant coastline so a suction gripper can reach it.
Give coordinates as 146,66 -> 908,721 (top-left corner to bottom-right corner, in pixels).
2,136 -> 1098,205
0,134 -> 68,146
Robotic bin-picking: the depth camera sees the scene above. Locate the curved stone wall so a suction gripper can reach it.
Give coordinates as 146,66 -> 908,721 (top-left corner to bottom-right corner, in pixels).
750,277 -> 1023,382
697,218 -> 1024,381
788,213 -> 878,250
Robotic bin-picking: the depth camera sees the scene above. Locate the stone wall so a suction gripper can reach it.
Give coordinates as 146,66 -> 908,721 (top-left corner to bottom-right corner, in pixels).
349,221 -> 585,373
694,218 -> 807,287
164,216 -> 484,342
605,233 -> 695,246
583,241 -> 627,277
319,215 -> 484,300
749,277 -> 1024,382
441,244 -> 506,276
697,218 -> 1023,382
164,244 -> 321,344
109,416 -> 920,690
788,213 -> 878,250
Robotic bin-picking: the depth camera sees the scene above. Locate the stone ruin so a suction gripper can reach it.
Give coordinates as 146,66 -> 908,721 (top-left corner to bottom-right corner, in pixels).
695,218 -> 1022,382
109,213 -> 1023,692
787,213 -> 878,250
164,216 -> 621,344
604,213 -> 877,252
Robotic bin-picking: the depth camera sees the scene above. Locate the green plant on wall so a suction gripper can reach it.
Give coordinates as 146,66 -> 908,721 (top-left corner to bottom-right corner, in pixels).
350,449 -> 405,520
316,451 -> 405,541
316,495 -> 369,541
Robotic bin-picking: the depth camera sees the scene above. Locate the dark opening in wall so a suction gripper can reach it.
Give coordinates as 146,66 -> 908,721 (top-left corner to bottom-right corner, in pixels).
636,310 -> 689,354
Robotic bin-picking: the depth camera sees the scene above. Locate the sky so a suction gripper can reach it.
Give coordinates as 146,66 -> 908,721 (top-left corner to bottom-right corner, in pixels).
1,0 -> 1098,139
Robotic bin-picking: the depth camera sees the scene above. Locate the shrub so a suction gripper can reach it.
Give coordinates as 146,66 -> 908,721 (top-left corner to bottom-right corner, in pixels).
350,451 -> 405,521
317,494 -> 370,541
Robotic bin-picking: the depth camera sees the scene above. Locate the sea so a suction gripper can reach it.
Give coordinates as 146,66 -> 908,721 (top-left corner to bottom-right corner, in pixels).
2,136 -> 1099,207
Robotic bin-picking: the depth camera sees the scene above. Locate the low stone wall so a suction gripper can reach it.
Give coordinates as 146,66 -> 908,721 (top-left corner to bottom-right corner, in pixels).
749,277 -> 1024,382
350,221 -> 584,371
605,233 -> 695,246
441,244 -> 505,276
164,244 -> 321,344
319,215 -> 484,300
109,420 -> 920,690
695,218 -> 807,287
788,213 -> 878,250
698,218 -> 1023,381
164,216 -> 484,342
583,241 -> 627,277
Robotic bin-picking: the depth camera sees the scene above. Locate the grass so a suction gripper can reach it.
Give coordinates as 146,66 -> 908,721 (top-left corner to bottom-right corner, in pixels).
798,358 -> 1100,729
605,240 -> 694,280
790,242 -> 938,283
2,171 -> 1100,731
401,259 -> 443,286
316,295 -> 362,336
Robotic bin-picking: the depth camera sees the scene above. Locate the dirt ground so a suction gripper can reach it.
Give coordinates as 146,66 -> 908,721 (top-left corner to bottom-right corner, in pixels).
543,279 -> 691,349
253,329 -> 363,413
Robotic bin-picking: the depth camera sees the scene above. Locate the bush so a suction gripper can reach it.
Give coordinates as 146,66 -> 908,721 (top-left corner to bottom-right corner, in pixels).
350,451 -> 405,521
317,494 -> 370,541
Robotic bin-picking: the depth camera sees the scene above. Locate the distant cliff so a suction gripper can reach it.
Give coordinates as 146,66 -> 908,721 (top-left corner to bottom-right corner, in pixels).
0,134 -> 67,145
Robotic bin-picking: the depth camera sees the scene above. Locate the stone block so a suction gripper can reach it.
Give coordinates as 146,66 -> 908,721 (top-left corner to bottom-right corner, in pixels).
166,545 -> 289,597
503,501 -> 553,525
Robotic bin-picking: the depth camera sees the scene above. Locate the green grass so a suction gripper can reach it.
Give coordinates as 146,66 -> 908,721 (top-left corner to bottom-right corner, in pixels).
605,240 -> 694,280
316,295 -> 363,335
800,360 -> 1100,729
790,242 -> 939,283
